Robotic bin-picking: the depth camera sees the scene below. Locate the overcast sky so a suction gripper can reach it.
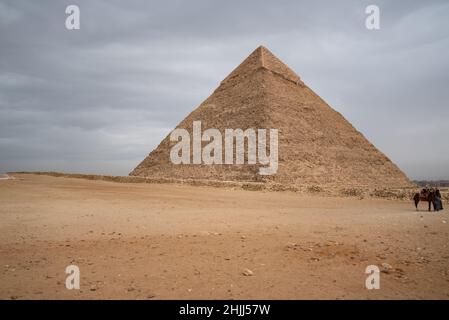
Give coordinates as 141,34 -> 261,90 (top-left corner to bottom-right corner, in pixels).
0,0 -> 448,180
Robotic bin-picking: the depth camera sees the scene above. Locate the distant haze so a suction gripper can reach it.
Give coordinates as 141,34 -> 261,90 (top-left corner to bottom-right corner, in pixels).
1,0 -> 448,180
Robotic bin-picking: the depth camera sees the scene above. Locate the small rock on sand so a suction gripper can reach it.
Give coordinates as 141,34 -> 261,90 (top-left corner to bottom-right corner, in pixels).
381,263 -> 393,274
286,242 -> 297,249
242,268 -> 253,276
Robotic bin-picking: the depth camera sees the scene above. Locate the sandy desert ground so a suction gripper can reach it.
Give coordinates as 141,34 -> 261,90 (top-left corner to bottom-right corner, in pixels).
0,174 -> 448,299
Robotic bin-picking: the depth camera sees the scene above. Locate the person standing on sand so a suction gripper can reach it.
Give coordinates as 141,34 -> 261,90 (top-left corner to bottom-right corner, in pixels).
434,189 -> 443,211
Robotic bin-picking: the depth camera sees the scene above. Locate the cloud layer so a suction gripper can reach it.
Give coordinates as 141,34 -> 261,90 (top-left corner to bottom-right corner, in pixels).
1,0 -> 448,179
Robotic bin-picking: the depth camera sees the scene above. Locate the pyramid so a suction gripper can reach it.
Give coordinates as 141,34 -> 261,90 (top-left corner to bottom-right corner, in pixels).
130,46 -> 412,189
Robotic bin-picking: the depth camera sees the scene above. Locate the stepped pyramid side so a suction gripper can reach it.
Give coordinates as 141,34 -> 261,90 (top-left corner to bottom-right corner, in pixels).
262,69 -> 411,188
130,46 -> 413,188
130,47 -> 271,182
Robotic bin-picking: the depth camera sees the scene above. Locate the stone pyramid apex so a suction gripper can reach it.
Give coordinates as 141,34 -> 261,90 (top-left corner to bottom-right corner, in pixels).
222,45 -> 301,85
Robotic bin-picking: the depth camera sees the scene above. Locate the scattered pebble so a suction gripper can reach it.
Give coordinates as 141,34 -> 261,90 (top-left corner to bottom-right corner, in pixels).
286,242 -> 297,249
242,268 -> 253,276
381,263 -> 393,274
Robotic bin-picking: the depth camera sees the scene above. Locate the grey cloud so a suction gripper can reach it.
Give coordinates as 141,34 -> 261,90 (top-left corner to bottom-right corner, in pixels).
0,0 -> 448,179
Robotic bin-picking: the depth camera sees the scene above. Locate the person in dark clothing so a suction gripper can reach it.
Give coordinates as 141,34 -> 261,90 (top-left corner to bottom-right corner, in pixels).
421,186 -> 429,197
434,189 -> 444,211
